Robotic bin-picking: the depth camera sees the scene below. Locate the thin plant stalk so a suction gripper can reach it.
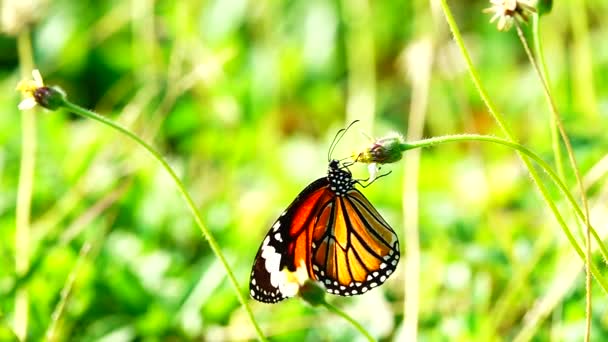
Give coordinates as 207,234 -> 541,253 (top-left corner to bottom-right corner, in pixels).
514,20 -> 593,342
486,229 -> 554,338
438,0 -> 608,277
401,38 -> 433,341
321,302 -> 374,342
45,243 -> 92,341
60,100 -> 267,341
568,0 -> 597,117
399,134 -> 608,294
532,15 -> 565,181
15,29 -> 36,341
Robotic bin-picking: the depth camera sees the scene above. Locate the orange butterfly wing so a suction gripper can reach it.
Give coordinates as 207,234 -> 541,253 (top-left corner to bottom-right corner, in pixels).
250,178 -> 333,303
250,161 -> 400,303
310,188 -> 399,296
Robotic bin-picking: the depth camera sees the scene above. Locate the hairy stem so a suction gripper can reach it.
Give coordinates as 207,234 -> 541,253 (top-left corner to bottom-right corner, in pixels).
515,21 -> 593,342
321,302 -> 374,342
61,100 -> 267,341
400,134 -> 608,294
532,15 -> 565,181
438,0 -> 607,296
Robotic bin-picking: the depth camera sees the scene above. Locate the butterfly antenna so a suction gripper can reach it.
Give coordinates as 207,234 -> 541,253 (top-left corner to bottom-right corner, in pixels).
328,128 -> 346,162
328,120 -> 360,161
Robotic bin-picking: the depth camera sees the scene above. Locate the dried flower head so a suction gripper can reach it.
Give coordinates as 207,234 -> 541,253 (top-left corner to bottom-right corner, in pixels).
483,0 -> 536,31
1,0 -> 49,35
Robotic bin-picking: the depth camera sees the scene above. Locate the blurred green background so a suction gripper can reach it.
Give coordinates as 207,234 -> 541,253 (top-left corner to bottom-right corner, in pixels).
1,0 -> 608,340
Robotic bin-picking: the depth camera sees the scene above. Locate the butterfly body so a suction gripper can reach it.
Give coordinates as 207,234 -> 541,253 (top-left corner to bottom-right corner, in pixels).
250,160 -> 400,303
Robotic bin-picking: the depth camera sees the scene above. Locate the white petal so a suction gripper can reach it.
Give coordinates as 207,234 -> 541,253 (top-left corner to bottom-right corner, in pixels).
294,261 -> 309,284
32,69 -> 44,87
18,98 -> 37,110
367,163 -> 378,181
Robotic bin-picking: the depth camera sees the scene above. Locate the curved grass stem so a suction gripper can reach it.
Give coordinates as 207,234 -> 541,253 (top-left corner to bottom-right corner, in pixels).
438,0 -> 607,298
45,243 -> 92,341
515,19 -> 593,342
400,134 -> 608,294
321,301 -> 375,342
532,15 -> 565,181
60,100 -> 267,341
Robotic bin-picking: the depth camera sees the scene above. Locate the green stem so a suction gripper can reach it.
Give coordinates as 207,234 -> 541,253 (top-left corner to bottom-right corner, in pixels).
15,28 -> 36,341
399,134 -> 608,293
516,19 -> 594,342
321,302 -> 374,342
438,0 -> 608,276
60,100 -> 267,341
532,15 -> 565,182
568,0 -> 597,117
46,243 -> 92,341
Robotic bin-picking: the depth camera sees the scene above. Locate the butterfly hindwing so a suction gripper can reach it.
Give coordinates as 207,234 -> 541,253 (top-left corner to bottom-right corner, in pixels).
310,188 -> 399,296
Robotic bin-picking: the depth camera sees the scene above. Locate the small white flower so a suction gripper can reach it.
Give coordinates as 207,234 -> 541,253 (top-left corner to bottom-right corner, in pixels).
367,163 -> 379,182
16,69 -> 44,110
278,261 -> 309,297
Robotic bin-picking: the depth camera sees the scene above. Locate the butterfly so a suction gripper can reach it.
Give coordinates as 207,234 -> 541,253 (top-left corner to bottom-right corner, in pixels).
249,127 -> 400,303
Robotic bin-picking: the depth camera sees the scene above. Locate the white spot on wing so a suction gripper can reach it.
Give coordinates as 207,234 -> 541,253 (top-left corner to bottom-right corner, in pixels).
272,221 -> 281,231
261,245 -> 282,287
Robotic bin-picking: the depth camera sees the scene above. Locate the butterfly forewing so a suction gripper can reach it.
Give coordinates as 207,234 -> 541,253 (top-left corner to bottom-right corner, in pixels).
250,178 -> 332,303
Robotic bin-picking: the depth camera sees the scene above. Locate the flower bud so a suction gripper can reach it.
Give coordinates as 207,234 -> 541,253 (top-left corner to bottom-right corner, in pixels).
355,133 -> 405,165
298,279 -> 327,306
33,86 -> 66,110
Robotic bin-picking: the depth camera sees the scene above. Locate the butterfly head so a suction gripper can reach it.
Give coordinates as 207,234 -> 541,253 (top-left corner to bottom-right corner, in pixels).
327,160 -> 355,197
